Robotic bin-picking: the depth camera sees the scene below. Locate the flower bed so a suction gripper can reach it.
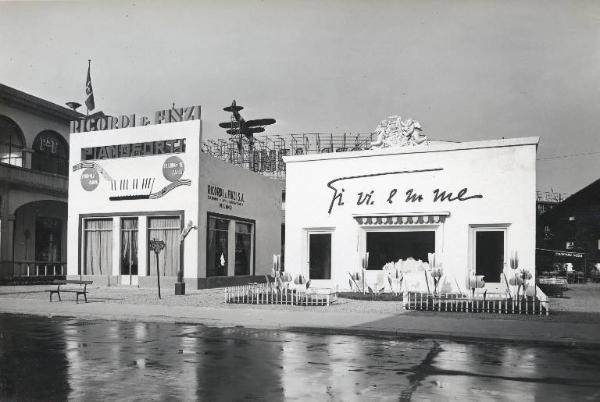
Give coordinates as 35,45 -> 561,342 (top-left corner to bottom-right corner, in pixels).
337,292 -> 403,302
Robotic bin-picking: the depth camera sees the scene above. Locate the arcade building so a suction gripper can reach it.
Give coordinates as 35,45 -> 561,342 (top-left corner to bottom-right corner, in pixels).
67,110 -> 283,289
0,83 -> 81,281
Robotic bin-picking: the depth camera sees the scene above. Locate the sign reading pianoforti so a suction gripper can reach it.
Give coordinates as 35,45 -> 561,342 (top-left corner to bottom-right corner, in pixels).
70,105 -> 200,134
81,138 -> 186,161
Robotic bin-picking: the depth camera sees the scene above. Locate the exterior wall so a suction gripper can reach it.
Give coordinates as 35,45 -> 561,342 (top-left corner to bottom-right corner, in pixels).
284,137 -> 538,291
67,120 -> 201,284
197,154 -> 284,281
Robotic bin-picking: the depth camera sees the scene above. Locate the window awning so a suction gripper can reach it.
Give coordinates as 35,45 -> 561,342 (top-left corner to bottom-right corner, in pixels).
353,212 -> 450,226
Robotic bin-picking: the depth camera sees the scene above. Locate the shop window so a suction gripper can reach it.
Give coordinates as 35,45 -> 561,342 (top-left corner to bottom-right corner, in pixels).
82,218 -> 113,275
235,222 -> 253,275
308,232 -> 331,280
0,115 -> 25,167
366,231 -> 435,270
32,130 -> 69,175
207,216 -> 229,277
147,216 -> 180,276
121,218 -> 138,277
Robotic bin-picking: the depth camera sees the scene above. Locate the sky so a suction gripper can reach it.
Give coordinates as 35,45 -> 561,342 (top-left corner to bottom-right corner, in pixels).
1,0 -> 599,196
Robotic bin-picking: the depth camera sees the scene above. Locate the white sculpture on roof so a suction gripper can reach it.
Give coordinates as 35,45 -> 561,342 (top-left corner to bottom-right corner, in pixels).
370,115 -> 428,148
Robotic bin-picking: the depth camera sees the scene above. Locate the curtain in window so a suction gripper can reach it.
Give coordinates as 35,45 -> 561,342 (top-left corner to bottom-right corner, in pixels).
235,222 -> 252,275
121,218 -> 138,276
83,219 -> 112,275
148,217 -> 180,277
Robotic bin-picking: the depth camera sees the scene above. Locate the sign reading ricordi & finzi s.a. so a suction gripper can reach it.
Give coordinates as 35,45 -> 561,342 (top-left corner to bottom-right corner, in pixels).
207,184 -> 245,211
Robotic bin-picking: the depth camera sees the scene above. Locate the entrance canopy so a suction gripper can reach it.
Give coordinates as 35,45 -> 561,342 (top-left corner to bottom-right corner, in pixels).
353,212 -> 450,226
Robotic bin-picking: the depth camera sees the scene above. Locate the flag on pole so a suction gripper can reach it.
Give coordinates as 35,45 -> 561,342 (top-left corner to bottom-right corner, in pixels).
85,60 -> 95,111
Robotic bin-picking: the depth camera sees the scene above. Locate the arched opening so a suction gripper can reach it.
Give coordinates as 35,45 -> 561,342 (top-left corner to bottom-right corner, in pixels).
0,115 -> 25,167
12,200 -> 67,277
32,130 -> 69,175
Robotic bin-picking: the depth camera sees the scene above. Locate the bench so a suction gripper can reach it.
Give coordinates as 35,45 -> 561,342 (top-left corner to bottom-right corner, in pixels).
48,280 -> 93,303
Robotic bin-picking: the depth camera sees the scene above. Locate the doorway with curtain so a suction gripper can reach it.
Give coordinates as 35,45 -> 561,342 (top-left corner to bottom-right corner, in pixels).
120,218 -> 138,285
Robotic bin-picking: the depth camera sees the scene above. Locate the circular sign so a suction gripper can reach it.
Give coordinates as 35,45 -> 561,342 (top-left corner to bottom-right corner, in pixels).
80,168 -> 99,191
163,156 -> 184,182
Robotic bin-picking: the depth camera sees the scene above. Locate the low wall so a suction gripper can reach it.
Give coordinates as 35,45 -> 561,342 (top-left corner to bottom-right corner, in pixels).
66,275 -> 267,289
197,275 -> 267,289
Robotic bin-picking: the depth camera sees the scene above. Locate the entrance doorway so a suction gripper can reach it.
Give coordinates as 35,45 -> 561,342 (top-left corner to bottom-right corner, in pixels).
308,232 -> 331,280
120,218 -> 138,286
474,230 -> 505,283
35,217 -> 62,263
366,231 -> 435,270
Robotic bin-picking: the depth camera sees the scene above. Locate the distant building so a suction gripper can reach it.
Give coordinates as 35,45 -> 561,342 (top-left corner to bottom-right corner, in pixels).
0,83 -> 82,281
536,189 -> 567,216
537,179 -> 600,275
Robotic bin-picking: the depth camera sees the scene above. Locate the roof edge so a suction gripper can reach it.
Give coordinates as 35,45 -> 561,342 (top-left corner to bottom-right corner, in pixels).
0,83 -> 84,122
283,136 -> 540,164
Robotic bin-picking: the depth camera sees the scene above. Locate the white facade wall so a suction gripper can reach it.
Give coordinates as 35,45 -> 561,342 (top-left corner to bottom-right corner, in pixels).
67,119 -> 283,288
67,120 -> 201,283
283,137 -> 538,291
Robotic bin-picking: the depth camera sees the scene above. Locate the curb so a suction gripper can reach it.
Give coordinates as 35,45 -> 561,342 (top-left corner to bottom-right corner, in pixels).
2,308 -> 599,350
284,326 -> 600,350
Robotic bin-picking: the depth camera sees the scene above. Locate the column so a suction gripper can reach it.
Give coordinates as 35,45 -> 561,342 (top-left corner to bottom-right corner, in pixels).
137,217 -> 147,277
22,148 -> 34,170
112,217 -> 121,277
0,214 -> 15,278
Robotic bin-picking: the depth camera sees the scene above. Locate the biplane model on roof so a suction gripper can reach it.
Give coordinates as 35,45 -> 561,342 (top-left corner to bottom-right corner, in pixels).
219,100 -> 276,140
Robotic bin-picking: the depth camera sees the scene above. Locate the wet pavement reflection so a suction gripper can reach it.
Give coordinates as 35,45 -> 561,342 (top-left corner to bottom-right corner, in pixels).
1,313 -> 599,401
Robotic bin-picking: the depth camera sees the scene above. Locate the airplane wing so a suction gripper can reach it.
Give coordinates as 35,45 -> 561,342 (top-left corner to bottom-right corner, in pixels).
245,118 -> 276,127
219,122 -> 240,129
244,127 -> 265,134
228,127 -> 265,135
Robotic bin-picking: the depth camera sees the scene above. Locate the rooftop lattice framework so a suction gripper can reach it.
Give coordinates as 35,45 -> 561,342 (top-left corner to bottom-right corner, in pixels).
201,133 -> 376,181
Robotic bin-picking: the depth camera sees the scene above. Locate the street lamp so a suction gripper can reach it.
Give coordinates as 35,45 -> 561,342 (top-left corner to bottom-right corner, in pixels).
66,101 -> 82,111
177,221 -> 197,295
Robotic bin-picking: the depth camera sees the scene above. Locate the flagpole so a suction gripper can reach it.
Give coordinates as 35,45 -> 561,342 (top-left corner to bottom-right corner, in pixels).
86,59 -> 91,117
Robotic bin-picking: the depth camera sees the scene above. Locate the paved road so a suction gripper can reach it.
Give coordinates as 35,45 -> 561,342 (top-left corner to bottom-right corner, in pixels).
1,314 -> 599,401
1,296 -> 600,348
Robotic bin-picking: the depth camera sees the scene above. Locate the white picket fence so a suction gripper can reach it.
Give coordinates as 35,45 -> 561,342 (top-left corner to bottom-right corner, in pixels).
225,283 -> 336,306
404,286 -> 549,316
